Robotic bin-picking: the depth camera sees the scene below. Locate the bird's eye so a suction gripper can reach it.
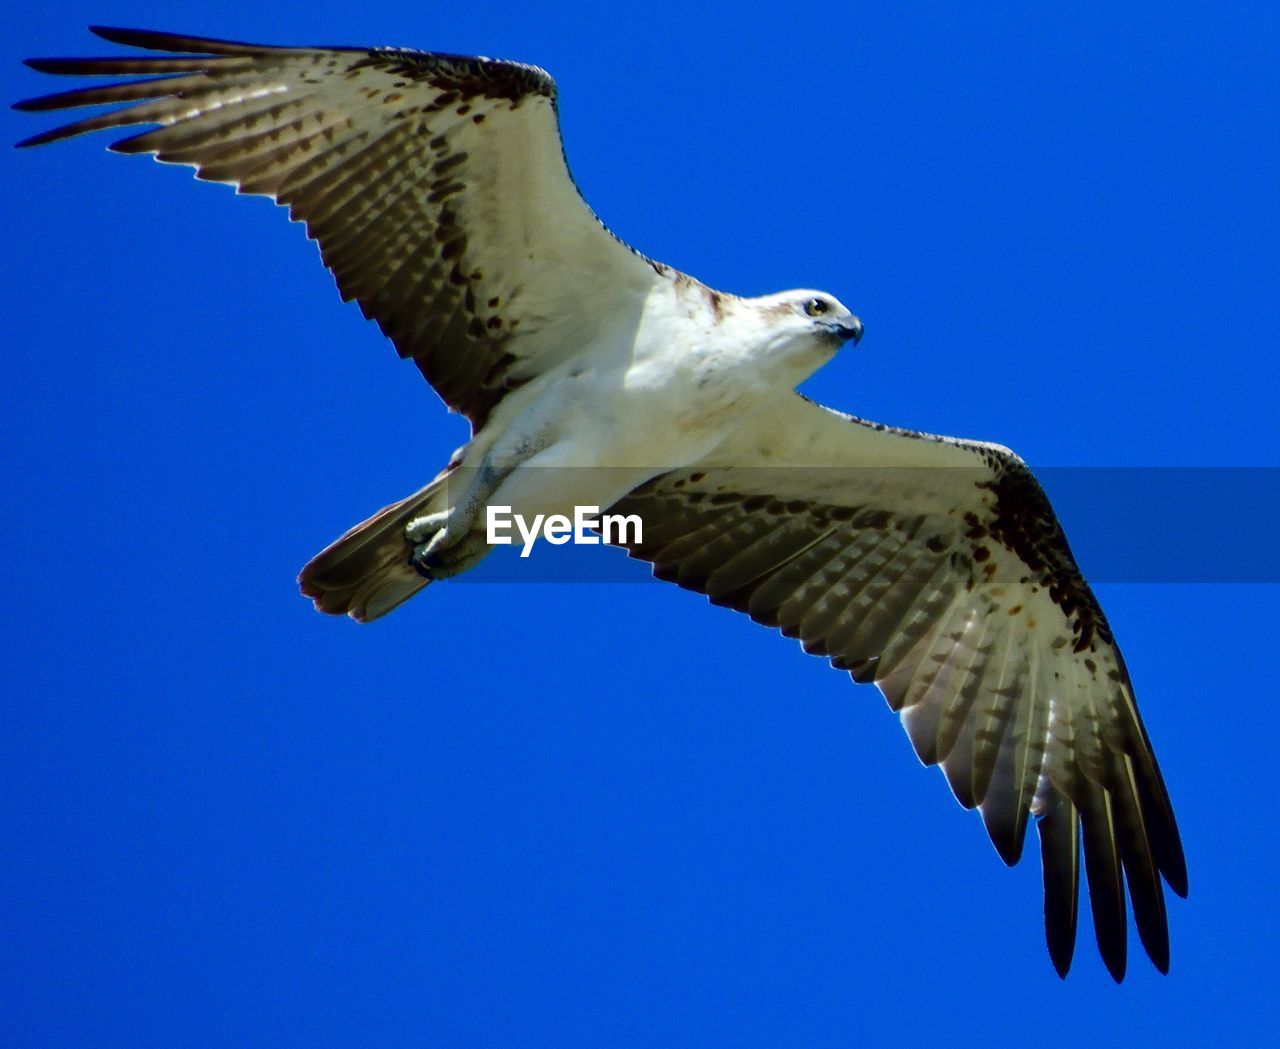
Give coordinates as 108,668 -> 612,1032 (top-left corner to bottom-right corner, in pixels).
803,298 -> 830,317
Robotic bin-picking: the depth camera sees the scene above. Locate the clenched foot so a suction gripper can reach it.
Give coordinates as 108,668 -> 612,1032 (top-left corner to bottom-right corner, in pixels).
407,516 -> 490,580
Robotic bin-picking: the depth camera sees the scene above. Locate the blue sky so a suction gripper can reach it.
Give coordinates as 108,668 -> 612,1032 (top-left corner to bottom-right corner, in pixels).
3,2 -> 1277,1046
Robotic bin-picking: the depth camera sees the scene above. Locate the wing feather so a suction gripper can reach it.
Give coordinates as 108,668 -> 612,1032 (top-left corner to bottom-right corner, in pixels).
1037,788 -> 1082,978
979,638 -> 1046,865
608,393 -> 1185,978
1079,774 -> 1128,981
17,27 -> 666,427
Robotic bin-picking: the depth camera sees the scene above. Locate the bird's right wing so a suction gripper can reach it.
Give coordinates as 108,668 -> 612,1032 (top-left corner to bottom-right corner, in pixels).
16,27 -> 670,428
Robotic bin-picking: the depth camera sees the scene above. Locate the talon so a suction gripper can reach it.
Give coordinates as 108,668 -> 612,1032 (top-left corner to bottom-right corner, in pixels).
409,536 -> 454,579
407,527 -> 490,580
405,511 -> 449,545
409,540 -> 435,577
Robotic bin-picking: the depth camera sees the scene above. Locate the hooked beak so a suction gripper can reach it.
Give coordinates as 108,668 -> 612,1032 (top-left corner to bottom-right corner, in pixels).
833,315 -> 864,345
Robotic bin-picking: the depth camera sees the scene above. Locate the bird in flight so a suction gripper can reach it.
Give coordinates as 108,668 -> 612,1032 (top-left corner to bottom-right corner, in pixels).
17,27 -> 1185,981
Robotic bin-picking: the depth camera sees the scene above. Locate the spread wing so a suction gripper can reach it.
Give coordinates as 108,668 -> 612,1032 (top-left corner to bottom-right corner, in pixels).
15,27 -> 666,428
608,393 -> 1187,981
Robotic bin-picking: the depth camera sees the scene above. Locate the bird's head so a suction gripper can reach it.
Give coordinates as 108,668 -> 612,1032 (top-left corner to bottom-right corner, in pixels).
758,289 -> 862,344
784,290 -> 863,345
743,289 -> 863,382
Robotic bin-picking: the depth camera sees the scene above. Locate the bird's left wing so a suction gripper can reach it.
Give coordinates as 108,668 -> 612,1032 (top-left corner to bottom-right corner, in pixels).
607,393 -> 1186,980
15,27 -> 666,428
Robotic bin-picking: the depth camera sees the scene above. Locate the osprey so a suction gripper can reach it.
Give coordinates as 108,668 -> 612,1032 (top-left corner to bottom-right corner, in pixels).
17,27 -> 1185,981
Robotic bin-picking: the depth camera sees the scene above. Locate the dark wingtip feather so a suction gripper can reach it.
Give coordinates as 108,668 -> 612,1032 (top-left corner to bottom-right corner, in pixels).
14,126 -> 73,148
87,25 -> 269,55
1133,756 -> 1188,899
13,92 -> 62,112
22,57 -> 92,74
1095,907 -> 1128,983
89,25 -> 155,42
1114,763 -> 1173,976
1127,872 -> 1171,973
1113,646 -> 1188,902
1163,845 -> 1189,900
106,128 -> 162,155
1149,941 -> 1171,975
89,25 -> 196,49
1047,925 -> 1073,980
1038,792 -> 1080,979
978,766 -> 1033,866
14,111 -> 147,149
1081,784 -> 1128,983
989,818 -> 1028,867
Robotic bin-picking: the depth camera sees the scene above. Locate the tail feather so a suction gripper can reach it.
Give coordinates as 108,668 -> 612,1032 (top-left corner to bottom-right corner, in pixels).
299,473 -> 450,622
